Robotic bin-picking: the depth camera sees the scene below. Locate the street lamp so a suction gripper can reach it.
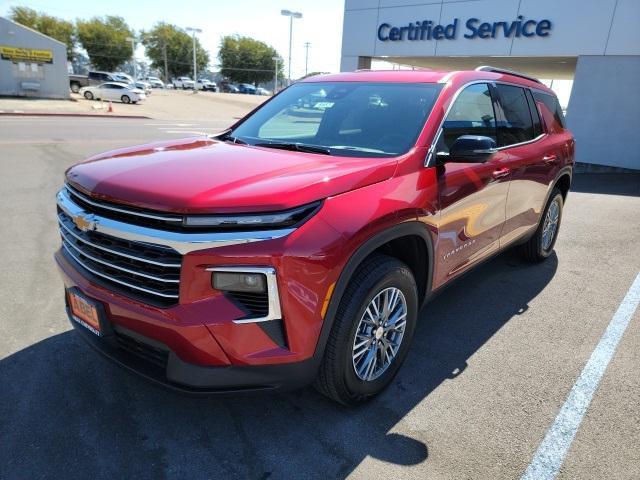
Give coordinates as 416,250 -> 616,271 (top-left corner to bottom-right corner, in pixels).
304,41 -> 310,76
185,27 -> 202,92
126,36 -> 136,81
272,56 -> 279,94
281,9 -> 302,85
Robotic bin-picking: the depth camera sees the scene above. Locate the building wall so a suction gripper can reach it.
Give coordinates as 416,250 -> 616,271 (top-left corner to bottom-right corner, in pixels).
341,0 -> 640,67
0,17 -> 68,99
567,55 -> 640,171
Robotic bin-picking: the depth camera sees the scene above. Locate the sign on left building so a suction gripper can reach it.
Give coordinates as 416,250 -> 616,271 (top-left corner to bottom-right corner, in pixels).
0,45 -> 54,63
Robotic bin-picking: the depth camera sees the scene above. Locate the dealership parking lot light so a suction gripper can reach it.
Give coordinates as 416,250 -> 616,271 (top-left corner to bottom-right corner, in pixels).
281,9 -> 302,85
126,37 -> 136,81
186,27 -> 202,93
272,56 -> 279,94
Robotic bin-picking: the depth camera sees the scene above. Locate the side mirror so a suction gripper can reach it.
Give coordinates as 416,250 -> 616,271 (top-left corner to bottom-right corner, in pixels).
437,135 -> 497,163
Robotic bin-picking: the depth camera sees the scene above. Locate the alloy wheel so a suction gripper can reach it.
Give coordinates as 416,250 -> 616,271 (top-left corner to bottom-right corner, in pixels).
352,287 -> 407,381
542,198 -> 560,250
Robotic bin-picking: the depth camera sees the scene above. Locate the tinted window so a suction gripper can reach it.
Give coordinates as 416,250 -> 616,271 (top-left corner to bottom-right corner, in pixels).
533,91 -> 566,133
436,83 -> 496,154
525,89 -> 543,138
230,82 -> 443,158
495,84 -> 535,146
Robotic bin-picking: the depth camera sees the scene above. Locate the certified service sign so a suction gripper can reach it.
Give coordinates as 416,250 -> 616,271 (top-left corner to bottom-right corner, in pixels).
0,45 -> 53,63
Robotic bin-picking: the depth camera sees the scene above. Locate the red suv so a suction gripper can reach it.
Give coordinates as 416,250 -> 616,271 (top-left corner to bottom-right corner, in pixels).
55,67 -> 573,404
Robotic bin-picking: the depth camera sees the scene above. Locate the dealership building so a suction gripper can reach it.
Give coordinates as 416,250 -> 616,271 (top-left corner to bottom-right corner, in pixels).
340,0 -> 640,170
0,17 -> 68,99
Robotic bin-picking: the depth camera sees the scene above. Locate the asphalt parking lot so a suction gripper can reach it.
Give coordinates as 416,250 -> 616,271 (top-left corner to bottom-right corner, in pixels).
0,115 -> 639,480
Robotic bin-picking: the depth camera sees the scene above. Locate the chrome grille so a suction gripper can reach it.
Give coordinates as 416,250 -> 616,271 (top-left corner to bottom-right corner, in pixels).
64,184 -> 184,230
57,211 -> 181,307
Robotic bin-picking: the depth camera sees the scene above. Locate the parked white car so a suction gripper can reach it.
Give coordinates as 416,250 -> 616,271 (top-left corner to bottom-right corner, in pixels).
173,76 -> 195,89
134,81 -> 153,95
195,79 -> 217,91
112,72 -> 134,84
145,76 -> 165,88
80,82 -> 146,104
256,87 -> 271,96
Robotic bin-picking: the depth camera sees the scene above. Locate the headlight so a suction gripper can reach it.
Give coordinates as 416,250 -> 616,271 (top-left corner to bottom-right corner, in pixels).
183,201 -> 321,229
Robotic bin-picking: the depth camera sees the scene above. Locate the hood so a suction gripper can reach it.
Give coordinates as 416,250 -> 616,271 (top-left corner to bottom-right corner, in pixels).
66,137 -> 398,214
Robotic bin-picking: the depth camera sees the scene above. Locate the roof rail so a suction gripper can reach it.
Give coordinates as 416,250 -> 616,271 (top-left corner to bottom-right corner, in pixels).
475,66 -> 542,84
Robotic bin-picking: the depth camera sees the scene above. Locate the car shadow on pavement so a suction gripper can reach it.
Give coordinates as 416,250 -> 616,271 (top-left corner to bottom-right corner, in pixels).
0,250 -> 557,480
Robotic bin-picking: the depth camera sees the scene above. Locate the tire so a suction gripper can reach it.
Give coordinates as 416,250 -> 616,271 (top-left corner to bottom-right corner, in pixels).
314,254 -> 418,405
83,91 -> 93,100
121,95 -> 131,104
522,188 -> 564,262
71,83 -> 80,93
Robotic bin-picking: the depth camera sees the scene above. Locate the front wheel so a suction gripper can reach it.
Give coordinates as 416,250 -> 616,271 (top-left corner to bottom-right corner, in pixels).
84,91 -> 93,100
121,95 -> 131,104
314,254 -> 418,405
522,188 -> 564,262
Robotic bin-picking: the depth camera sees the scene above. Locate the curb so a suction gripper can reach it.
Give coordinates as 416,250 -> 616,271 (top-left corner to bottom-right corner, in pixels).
0,112 -> 151,119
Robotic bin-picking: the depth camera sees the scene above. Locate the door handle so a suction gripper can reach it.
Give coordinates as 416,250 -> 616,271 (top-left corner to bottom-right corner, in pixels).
543,154 -> 558,165
491,167 -> 511,179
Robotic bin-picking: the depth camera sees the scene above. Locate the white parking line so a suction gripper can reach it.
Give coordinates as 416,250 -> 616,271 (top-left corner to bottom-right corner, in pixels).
521,272 -> 640,480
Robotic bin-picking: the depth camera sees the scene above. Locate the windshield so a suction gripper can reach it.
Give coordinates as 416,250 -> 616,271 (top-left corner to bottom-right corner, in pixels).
227,81 -> 443,157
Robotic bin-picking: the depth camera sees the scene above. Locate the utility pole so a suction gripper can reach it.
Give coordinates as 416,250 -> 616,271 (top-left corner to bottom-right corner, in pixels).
186,27 -> 202,92
162,41 -> 169,83
281,10 -> 302,85
272,56 -> 279,95
126,36 -> 136,80
304,42 -> 310,76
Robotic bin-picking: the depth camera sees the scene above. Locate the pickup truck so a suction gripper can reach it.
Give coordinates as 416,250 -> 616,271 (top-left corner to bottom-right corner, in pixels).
69,71 -> 118,93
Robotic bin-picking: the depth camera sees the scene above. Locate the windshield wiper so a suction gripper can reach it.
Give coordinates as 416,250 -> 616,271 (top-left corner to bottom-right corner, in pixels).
254,142 -> 331,155
218,132 -> 247,144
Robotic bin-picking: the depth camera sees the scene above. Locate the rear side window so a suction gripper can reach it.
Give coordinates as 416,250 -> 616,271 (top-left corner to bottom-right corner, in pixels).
533,91 -> 566,133
495,84 -> 535,146
436,83 -> 497,154
525,89 -> 543,138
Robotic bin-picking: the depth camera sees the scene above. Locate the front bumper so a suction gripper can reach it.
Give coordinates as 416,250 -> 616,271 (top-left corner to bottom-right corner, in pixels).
66,303 -> 316,393
56,250 -> 319,393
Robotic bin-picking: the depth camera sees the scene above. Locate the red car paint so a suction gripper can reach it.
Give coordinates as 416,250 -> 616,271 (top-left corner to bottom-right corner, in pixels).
55,69 -> 574,389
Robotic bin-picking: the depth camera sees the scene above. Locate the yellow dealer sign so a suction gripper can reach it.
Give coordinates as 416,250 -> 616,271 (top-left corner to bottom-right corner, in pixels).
0,45 -> 53,63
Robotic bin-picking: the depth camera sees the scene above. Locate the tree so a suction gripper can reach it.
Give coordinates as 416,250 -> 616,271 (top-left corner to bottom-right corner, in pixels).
76,16 -> 133,72
218,35 -> 283,86
10,7 -> 75,60
141,23 -> 209,80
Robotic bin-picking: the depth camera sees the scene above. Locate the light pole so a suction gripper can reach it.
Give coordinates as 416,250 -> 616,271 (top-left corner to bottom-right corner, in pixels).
281,9 -> 302,85
126,36 -> 136,81
186,27 -> 202,92
272,56 -> 279,95
304,41 -> 310,76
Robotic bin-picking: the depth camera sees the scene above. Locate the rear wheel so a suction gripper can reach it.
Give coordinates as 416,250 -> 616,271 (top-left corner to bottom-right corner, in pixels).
71,82 -> 80,93
522,188 -> 563,262
121,95 -> 131,104
314,254 -> 418,405
83,91 -> 93,100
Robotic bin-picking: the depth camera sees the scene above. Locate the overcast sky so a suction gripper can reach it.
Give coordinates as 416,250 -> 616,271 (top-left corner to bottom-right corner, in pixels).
1,0 -> 346,78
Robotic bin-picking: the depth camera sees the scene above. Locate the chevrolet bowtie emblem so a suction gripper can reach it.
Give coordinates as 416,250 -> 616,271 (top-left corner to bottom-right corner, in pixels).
72,212 -> 98,232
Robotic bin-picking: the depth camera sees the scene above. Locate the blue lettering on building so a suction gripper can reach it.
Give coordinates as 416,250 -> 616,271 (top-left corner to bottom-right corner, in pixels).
377,16 -> 552,41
